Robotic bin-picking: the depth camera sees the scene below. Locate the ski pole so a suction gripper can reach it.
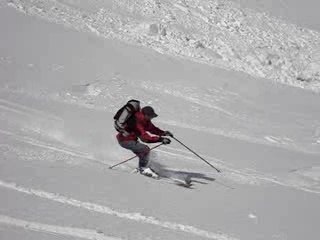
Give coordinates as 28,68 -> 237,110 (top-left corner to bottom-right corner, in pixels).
172,136 -> 221,173
109,143 -> 164,169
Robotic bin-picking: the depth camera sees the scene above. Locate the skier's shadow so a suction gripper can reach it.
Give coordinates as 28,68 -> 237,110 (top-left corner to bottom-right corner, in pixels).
151,162 -> 215,185
166,169 -> 216,185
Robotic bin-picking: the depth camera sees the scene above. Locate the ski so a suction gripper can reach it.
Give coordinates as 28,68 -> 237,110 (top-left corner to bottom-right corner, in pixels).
132,168 -> 193,188
162,176 -> 193,188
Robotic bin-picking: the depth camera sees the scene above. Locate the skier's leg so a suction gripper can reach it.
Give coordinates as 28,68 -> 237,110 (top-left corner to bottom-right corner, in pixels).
134,142 -> 150,168
118,140 -> 150,168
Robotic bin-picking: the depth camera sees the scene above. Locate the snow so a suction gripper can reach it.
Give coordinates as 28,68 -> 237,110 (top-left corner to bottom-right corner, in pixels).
5,0 -> 320,92
0,180 -> 231,240
0,215 -> 120,240
0,1 -> 320,240
231,0 -> 320,32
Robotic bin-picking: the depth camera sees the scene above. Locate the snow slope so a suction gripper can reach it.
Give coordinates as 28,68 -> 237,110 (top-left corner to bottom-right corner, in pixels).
231,0 -> 320,32
6,0 -> 320,92
1,1 -> 320,240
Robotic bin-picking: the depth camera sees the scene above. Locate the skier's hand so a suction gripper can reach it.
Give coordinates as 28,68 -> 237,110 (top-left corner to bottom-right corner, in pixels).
160,137 -> 171,145
164,131 -> 174,137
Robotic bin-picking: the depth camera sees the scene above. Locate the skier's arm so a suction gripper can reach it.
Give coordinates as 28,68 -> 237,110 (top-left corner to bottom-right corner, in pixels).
136,122 -> 161,143
146,121 -> 165,136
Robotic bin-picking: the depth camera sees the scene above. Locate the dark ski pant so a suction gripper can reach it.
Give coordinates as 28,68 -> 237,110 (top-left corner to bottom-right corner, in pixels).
118,140 -> 150,168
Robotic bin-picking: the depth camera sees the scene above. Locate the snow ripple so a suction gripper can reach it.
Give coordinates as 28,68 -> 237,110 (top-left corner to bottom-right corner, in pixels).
0,215 -> 121,240
0,180 -> 239,240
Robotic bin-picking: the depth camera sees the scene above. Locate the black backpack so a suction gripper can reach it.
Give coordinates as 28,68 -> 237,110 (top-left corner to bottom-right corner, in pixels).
114,99 -> 140,135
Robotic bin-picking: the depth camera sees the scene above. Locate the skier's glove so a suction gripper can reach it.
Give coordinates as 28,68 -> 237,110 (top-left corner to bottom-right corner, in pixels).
160,137 -> 171,145
164,131 -> 174,137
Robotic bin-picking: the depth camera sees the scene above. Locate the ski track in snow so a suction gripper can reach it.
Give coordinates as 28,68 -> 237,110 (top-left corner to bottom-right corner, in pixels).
5,0 -> 320,92
2,70 -> 317,157
0,180 -> 239,240
50,78 -> 318,156
2,122 -> 319,195
0,215 -> 121,240
0,98 -> 61,121
56,83 -> 319,156
157,146 -> 320,195
160,119 -> 314,155
0,97 -> 109,166
0,129 -> 109,167
1,126 -> 319,195
0,94 -> 319,195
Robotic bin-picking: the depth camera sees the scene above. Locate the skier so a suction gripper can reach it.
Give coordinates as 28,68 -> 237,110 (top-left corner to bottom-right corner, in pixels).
114,100 -> 173,177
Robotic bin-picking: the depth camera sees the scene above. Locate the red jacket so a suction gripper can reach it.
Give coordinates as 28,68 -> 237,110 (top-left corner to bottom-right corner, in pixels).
117,111 -> 165,143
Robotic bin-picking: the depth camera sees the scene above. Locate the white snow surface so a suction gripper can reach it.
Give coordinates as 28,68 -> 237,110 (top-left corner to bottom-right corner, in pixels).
5,0 -> 320,92
0,1 -> 320,240
231,0 -> 320,32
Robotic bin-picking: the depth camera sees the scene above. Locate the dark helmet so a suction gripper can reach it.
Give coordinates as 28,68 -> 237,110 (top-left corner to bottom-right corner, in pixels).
142,106 -> 158,118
